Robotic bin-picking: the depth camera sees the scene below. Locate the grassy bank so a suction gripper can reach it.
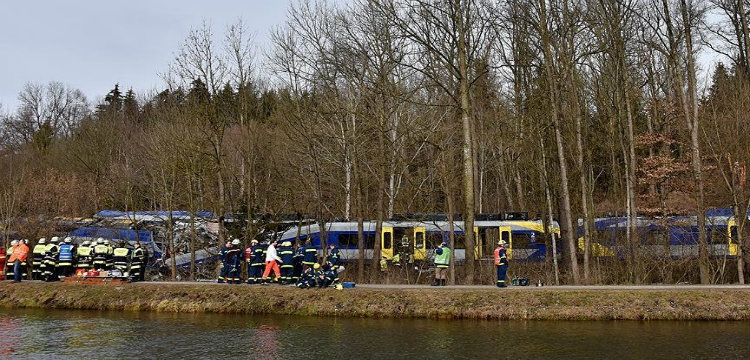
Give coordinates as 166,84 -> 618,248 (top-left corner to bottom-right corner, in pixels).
1,282 -> 749,321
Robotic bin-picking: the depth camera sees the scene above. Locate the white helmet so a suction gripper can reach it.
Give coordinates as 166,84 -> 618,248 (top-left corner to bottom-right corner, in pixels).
38,238 -> 46,244
64,237 -> 72,243
97,237 -> 104,244
50,236 -> 59,243
10,240 -> 18,246
82,240 -> 90,246
231,239 -> 240,246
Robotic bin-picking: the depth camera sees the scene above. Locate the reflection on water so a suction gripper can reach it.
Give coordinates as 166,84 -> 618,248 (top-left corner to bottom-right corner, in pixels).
0,308 -> 748,359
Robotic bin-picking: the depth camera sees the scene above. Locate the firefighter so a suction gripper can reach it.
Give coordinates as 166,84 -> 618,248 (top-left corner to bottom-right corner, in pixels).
302,239 -> 317,271
130,242 -> 145,281
494,240 -> 509,288
217,240 -> 230,283
57,237 -> 75,278
279,241 -> 295,285
42,237 -> 60,281
292,242 -> 304,283
138,242 -> 149,281
432,241 -> 451,286
295,263 -> 318,289
93,238 -> 110,271
226,239 -> 242,284
32,238 -> 47,280
327,243 -> 341,267
245,240 -> 263,284
76,240 -> 93,273
5,240 -> 17,280
112,241 -> 131,277
0,243 -> 6,281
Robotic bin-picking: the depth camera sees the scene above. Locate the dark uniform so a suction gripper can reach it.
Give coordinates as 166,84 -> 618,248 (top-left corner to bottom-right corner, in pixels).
76,241 -> 93,272
279,241 -> 295,285
57,239 -> 75,277
494,242 -> 508,288
327,245 -> 341,267
246,241 -> 264,284
32,239 -> 47,280
226,240 -> 242,284
43,239 -> 60,281
130,244 -> 145,281
217,242 -> 230,283
302,240 -> 317,270
112,243 -> 131,276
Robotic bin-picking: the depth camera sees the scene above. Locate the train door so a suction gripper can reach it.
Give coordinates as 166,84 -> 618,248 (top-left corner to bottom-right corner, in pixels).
728,220 -> 738,256
413,227 -> 426,261
500,226 -> 512,260
381,226 -> 394,260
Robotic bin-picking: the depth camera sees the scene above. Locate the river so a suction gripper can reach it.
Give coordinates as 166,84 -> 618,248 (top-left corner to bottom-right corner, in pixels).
0,308 -> 747,359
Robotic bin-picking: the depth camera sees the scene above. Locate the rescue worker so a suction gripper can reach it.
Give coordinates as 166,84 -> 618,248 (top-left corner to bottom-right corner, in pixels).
262,239 -> 282,284
57,237 -> 75,278
292,242 -> 304,283
327,243 -> 341,267
432,241 -> 451,286
32,238 -> 47,280
217,240 -> 230,283
42,237 -> 60,281
76,240 -> 93,273
226,239 -> 242,284
105,239 -> 114,270
112,241 -> 131,277
494,240 -> 509,288
0,243 -> 6,280
5,240 -> 16,279
302,239 -> 317,271
296,263 -> 318,289
8,238 -> 28,282
130,241 -> 145,281
93,238 -> 110,271
278,241 -> 295,285
138,242 -> 149,281
244,240 -> 262,284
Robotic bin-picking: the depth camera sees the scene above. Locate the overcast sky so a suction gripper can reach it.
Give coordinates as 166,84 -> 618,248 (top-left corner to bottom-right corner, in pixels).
0,0 -> 290,111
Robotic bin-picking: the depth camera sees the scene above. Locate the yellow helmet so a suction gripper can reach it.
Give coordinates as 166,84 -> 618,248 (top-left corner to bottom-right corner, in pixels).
313,263 -> 321,270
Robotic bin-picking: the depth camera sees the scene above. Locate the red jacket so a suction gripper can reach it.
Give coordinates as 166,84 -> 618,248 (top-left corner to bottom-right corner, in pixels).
9,243 -> 29,263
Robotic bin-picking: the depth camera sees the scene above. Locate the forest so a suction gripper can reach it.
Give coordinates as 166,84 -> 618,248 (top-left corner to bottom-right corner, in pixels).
1,0 -> 749,285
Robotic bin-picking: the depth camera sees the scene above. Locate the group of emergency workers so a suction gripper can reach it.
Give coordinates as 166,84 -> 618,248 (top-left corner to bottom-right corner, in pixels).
218,238 -> 344,289
1,237 -> 148,282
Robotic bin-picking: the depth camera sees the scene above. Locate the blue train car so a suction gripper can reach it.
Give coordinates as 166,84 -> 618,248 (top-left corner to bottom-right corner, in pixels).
278,218 -> 560,263
577,208 -> 740,258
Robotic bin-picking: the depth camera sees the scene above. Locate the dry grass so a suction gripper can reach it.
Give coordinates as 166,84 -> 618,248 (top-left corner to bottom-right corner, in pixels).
0,282 -> 748,320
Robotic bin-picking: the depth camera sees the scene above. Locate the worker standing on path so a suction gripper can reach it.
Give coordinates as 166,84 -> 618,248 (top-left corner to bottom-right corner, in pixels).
57,237 -> 75,277
112,241 -> 131,277
130,242 -> 144,281
8,239 -> 28,282
278,241 -> 295,285
42,237 -> 60,281
76,240 -> 93,273
0,243 -> 6,280
262,239 -> 282,284
32,238 -> 47,280
226,239 -> 242,284
246,239 -> 264,284
432,241 -> 451,286
217,240 -> 230,283
302,239 -> 317,271
494,240 -> 509,288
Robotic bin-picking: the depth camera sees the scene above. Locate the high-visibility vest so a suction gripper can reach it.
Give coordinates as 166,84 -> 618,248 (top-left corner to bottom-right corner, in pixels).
9,243 -> 29,262
434,246 -> 451,268
493,246 -> 507,266
58,244 -> 74,263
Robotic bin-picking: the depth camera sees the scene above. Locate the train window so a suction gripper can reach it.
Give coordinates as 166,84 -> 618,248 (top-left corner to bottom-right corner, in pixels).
415,232 -> 425,249
337,234 -> 376,248
383,232 -> 392,249
513,233 -> 532,248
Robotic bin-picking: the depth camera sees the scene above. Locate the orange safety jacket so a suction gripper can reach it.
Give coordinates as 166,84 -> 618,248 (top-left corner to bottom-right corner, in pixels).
9,243 -> 29,263
493,246 -> 507,266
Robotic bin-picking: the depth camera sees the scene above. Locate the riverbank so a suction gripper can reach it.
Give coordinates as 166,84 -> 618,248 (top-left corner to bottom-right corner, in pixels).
1,281 -> 749,320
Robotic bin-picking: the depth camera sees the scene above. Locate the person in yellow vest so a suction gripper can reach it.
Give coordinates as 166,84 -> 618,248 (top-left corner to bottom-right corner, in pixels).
32,238 -> 47,280
112,241 -> 131,277
92,238 -> 109,270
75,240 -> 93,272
432,241 -> 451,286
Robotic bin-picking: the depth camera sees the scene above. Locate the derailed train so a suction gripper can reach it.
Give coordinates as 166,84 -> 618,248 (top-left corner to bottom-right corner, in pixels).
277,207 -> 743,264
277,214 -> 560,263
